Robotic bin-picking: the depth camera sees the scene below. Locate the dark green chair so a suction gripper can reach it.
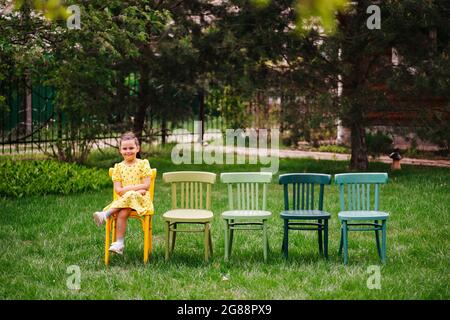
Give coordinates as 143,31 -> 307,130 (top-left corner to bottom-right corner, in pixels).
335,173 -> 389,265
279,173 -> 332,259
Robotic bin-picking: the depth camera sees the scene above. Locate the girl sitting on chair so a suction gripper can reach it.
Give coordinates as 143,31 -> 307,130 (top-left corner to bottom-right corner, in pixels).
93,131 -> 153,255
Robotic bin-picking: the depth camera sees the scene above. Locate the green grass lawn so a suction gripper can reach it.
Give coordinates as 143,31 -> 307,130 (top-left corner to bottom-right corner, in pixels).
1,156 -> 449,299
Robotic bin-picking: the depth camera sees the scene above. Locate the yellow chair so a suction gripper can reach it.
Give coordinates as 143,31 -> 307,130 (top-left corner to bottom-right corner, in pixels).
104,168 -> 157,266
162,171 -> 216,262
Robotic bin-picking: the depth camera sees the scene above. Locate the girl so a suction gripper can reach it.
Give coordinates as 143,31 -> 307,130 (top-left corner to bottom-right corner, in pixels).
93,132 -> 153,255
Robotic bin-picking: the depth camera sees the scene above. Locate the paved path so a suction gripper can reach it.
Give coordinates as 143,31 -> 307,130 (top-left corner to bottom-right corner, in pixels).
2,137 -> 449,168
279,148 -> 450,168
207,145 -> 450,168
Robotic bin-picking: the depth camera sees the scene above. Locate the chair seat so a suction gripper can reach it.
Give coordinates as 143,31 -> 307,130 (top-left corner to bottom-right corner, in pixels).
280,210 -> 331,219
163,209 -> 213,222
338,211 -> 389,221
128,209 -> 153,218
222,210 -> 272,220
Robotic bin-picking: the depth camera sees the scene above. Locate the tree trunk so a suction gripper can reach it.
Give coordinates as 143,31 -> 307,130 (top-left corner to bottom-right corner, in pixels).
337,4 -> 370,170
344,98 -> 369,170
198,88 -> 205,143
56,110 -> 65,162
341,66 -> 370,170
24,74 -> 32,135
114,69 -> 127,125
133,64 -> 150,141
350,120 -> 368,170
161,117 -> 167,145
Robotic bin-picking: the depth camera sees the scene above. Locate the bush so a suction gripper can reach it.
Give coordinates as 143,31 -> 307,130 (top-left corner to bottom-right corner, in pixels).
0,160 -> 110,197
366,131 -> 393,158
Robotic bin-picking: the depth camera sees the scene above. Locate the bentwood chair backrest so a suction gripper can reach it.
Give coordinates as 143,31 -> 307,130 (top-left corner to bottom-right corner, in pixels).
220,172 -> 272,211
279,173 -> 332,211
334,173 -> 388,211
163,171 -> 216,210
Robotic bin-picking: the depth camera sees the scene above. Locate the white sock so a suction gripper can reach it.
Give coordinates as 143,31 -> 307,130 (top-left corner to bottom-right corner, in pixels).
116,237 -> 124,245
104,210 -> 114,218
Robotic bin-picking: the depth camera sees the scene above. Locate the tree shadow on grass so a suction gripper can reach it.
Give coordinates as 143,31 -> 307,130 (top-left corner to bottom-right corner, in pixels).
100,235 -> 389,269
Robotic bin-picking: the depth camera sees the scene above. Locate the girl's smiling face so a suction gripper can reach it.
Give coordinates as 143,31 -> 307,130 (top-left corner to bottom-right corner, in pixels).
120,139 -> 139,162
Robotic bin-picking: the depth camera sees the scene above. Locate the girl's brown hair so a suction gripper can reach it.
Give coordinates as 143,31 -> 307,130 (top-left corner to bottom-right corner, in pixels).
120,131 -> 140,148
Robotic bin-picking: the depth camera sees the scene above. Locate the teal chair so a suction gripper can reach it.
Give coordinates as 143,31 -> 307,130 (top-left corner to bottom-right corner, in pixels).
220,172 -> 272,261
279,173 -> 332,259
335,173 -> 389,265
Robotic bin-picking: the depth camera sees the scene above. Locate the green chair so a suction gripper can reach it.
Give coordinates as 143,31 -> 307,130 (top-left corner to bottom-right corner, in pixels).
220,172 -> 272,261
335,172 -> 389,265
279,173 -> 332,259
162,171 -> 216,262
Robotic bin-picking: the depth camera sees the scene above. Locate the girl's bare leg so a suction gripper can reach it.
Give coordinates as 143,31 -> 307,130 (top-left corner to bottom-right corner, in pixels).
116,208 -> 132,240
106,207 -> 120,217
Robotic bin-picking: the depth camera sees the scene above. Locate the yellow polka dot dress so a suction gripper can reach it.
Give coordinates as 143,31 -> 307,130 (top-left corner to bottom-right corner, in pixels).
103,159 -> 154,216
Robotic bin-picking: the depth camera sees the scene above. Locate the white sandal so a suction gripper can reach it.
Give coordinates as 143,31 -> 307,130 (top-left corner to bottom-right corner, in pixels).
93,211 -> 107,227
109,242 -> 124,255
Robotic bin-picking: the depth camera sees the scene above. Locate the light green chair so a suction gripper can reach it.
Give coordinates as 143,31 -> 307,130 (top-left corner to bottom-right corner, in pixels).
220,172 -> 273,261
335,173 -> 389,265
162,171 -> 216,262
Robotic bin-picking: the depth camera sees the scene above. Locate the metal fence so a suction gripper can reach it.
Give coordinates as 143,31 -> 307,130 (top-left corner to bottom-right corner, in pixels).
0,79 -> 227,156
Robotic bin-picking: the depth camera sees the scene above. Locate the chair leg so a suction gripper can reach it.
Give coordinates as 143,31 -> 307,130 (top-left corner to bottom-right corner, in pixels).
229,219 -> 234,254
204,223 -> 210,262
143,216 -> 149,264
324,219 -> 329,260
165,221 -> 170,261
170,223 -> 177,254
263,220 -> 268,262
282,219 -> 289,259
148,216 -> 153,255
374,220 -> 382,259
208,225 -> 213,257
343,221 -> 348,265
381,220 -> 387,264
104,218 -> 111,266
224,219 -> 229,261
338,225 -> 343,256
111,218 -> 117,243
318,219 -> 323,256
